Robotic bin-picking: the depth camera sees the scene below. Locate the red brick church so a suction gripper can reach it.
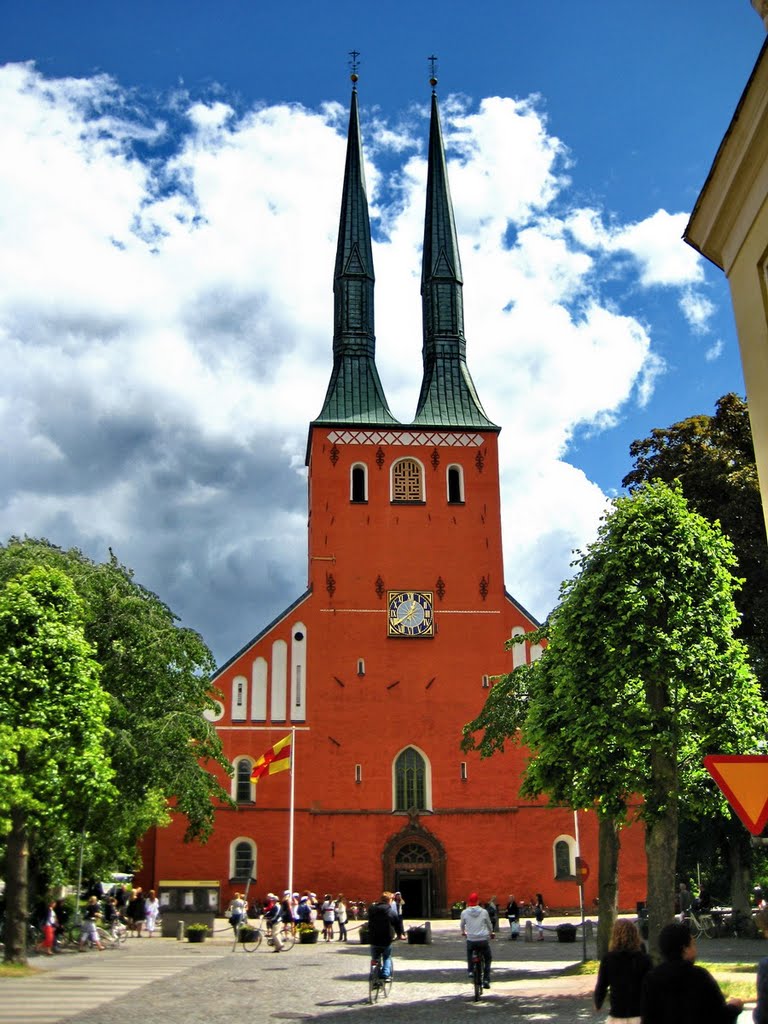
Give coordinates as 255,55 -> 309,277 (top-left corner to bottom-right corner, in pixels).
137,77 -> 646,916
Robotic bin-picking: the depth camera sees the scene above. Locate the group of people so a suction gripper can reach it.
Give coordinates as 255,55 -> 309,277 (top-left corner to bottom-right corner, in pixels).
228,888 -> 408,948
594,916 -> 758,1023
35,887 -> 161,954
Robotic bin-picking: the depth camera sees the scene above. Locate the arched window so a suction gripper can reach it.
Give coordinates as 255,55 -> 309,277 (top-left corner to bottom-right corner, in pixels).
351,464 -> 367,502
394,747 -> 428,811
235,758 -> 254,803
553,835 -> 576,879
392,458 -> 424,503
447,465 -> 464,503
230,838 -> 256,882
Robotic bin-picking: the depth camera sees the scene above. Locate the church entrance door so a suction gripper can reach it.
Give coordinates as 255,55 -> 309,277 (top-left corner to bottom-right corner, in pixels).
395,869 -> 430,918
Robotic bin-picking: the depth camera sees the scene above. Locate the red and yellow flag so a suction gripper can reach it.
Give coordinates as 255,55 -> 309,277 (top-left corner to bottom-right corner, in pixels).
250,734 -> 292,783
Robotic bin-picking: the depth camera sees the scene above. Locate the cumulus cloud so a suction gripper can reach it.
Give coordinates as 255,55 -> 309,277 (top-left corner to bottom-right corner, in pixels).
0,64 -> 711,659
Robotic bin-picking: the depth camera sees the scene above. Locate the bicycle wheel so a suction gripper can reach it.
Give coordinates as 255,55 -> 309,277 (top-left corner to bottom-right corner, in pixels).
114,924 -> 128,945
369,962 -> 381,1004
96,926 -> 115,949
280,930 -> 296,951
473,956 -> 483,1001
699,915 -> 714,939
242,928 -> 262,953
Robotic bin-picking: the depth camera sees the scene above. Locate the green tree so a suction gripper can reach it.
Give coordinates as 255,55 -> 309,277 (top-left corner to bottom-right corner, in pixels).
623,394 -> 768,914
0,566 -> 114,963
623,393 -> 768,683
0,538 -> 232,896
463,481 -> 767,956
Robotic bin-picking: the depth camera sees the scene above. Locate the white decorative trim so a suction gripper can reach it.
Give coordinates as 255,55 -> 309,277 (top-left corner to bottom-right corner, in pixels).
327,429 -> 484,447
319,608 -> 500,614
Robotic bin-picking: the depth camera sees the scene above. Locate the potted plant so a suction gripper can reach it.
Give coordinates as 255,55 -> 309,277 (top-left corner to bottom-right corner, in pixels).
451,901 -> 466,920
186,923 -> 209,943
297,923 -> 320,944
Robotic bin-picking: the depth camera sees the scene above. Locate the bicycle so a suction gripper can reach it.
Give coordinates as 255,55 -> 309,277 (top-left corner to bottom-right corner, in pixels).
368,951 -> 393,1003
687,909 -> 715,939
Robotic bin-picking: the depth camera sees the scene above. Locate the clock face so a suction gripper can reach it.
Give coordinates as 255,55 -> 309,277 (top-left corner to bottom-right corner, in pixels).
387,590 -> 434,637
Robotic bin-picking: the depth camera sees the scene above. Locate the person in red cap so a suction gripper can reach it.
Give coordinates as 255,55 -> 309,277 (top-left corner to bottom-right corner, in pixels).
460,893 -> 495,989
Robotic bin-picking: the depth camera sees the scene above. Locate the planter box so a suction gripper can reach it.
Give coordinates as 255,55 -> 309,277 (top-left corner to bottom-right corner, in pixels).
238,927 -> 259,943
556,924 -> 577,943
299,930 -> 319,943
407,928 -> 427,944
187,931 -> 207,943
359,925 -> 370,944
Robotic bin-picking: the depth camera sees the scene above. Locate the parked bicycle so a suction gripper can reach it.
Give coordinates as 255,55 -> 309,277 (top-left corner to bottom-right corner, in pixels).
687,908 -> 715,939
368,951 -> 393,1003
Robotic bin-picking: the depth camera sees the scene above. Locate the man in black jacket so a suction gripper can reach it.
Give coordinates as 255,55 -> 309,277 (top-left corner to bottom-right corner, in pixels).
367,892 -> 404,981
641,922 -> 742,1023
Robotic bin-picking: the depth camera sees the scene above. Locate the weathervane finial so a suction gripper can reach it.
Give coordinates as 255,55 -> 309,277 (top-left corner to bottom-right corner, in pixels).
349,50 -> 360,86
428,54 -> 438,91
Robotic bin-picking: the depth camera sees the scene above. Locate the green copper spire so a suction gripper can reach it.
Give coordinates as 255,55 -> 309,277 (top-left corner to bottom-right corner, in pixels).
314,76 -> 397,425
413,77 -> 498,430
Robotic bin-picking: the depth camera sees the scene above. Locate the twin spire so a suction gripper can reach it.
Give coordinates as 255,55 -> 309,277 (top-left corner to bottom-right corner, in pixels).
314,74 -> 497,431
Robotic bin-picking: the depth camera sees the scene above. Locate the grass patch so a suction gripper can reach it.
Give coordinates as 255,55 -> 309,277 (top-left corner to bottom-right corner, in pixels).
700,961 -> 757,974
561,960 -> 599,976
0,962 -> 38,978
718,978 -> 756,1001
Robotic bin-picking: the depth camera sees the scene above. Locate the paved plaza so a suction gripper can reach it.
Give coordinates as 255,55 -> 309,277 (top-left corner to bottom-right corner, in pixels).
1,918 -> 762,1024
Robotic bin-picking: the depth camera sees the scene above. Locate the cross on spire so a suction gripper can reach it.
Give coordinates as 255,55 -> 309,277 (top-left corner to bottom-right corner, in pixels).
349,50 -> 360,84
428,54 -> 438,90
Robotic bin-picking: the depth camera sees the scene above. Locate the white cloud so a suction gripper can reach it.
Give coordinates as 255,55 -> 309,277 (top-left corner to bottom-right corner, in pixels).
0,63 -> 714,657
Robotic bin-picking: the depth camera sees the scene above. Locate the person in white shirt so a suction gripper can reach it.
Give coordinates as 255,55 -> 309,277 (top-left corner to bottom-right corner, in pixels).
460,892 -> 494,989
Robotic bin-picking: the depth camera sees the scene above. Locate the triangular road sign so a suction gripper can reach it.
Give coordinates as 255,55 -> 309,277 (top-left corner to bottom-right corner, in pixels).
703,755 -> 768,836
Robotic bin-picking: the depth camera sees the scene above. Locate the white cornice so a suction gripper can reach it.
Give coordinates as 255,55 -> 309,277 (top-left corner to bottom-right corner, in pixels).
685,40 -> 768,273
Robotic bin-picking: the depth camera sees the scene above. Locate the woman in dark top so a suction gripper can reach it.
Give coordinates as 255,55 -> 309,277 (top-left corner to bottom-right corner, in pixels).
594,918 -> 652,1022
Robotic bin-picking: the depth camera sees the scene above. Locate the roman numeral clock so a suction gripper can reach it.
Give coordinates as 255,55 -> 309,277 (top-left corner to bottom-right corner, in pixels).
387,591 -> 434,637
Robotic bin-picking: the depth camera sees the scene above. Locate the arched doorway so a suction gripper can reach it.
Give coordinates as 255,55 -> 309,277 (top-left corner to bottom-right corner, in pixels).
382,819 -> 446,918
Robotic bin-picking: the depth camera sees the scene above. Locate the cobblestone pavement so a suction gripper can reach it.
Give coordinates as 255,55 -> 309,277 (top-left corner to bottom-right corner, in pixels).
2,919 -> 762,1024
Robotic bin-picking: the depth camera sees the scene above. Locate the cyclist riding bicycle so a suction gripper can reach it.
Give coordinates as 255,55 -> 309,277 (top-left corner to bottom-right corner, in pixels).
460,892 -> 494,989
367,891 -> 404,981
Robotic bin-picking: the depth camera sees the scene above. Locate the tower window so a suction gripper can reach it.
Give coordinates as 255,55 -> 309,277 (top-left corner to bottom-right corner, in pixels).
392,459 -> 424,503
351,464 -> 368,502
235,758 -> 254,803
447,465 -> 464,503
357,659 -> 365,676
355,764 -> 362,784
394,747 -> 427,810
460,761 -> 468,781
232,840 -> 255,881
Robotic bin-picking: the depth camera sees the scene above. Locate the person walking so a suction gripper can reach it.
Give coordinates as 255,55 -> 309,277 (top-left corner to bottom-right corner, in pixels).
534,893 -> 547,941
144,889 -> 160,937
506,894 -> 520,940
367,891 -> 404,981
336,895 -> 348,942
227,891 -> 246,938
594,918 -> 652,1022
79,895 -> 105,950
460,892 -> 494,989
321,894 -> 336,941
641,921 -> 742,1023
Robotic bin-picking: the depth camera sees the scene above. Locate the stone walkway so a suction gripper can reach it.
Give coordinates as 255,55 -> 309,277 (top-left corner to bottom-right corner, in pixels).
1,918 -> 761,1024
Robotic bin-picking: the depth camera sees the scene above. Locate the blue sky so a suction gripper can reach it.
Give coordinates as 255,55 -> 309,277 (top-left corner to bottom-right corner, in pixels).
2,2 -> 764,661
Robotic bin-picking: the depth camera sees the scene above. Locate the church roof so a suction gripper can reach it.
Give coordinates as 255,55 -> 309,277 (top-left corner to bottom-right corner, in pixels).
313,84 -> 398,426
413,89 -> 499,432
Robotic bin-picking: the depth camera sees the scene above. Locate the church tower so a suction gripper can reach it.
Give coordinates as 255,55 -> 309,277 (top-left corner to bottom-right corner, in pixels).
142,73 -> 647,915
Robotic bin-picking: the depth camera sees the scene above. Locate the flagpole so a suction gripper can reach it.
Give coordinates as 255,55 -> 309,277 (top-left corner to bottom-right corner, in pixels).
288,726 -> 296,895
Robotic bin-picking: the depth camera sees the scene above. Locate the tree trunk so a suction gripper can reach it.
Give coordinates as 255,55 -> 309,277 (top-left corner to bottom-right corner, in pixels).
644,743 -> 679,960
727,828 -> 751,915
4,807 -> 29,964
596,813 -> 620,958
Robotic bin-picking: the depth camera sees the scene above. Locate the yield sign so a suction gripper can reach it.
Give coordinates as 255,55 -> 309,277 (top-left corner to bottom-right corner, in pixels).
704,755 -> 768,836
